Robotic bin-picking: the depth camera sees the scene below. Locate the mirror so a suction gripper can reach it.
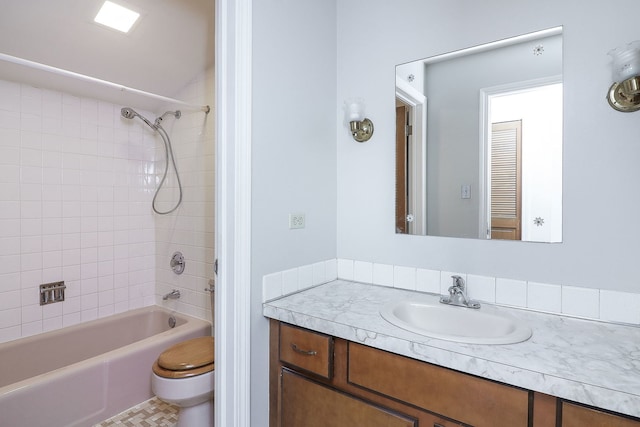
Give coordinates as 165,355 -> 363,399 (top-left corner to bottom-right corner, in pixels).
395,27 -> 563,243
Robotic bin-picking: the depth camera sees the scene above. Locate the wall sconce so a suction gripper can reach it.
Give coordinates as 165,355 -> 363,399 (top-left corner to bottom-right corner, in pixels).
345,98 -> 374,142
607,40 -> 640,112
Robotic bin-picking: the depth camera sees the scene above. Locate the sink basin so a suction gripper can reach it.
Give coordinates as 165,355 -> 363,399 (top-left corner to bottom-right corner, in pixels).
380,300 -> 532,345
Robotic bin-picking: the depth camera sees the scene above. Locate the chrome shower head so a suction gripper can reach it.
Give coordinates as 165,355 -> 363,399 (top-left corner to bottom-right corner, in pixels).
120,107 -> 138,120
121,107 -> 156,129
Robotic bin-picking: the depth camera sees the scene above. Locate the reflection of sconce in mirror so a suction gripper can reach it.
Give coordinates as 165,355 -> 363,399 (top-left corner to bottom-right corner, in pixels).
345,98 -> 374,142
607,40 -> 640,112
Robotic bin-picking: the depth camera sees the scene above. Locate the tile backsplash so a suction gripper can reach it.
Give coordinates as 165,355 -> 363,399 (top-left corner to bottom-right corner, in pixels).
263,258 -> 640,326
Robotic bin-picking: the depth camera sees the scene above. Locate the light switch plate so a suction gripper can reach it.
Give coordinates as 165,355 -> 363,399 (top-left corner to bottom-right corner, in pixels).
461,185 -> 471,199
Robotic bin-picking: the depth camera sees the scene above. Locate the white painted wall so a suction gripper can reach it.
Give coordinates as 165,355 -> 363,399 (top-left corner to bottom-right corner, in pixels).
247,0 -> 640,422
251,0 -> 337,423
336,0 -> 640,291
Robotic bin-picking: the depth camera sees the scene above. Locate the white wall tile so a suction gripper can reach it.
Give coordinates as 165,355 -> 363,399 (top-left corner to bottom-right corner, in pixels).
21,321 -> 43,337
298,265 -> 313,290
312,262 -> 326,285
0,273 -> 20,292
262,272 -> 282,302
0,79 -> 173,340
372,263 -> 394,287
562,286 -> 599,319
281,268 -> 298,295
394,266 -> 416,290
22,304 -> 42,323
353,261 -> 373,283
467,274 -> 496,303
416,268 -> 440,294
325,259 -> 337,281
527,282 -> 562,313
337,258 -> 354,280
0,290 -> 21,310
600,290 -> 640,324
495,278 -> 527,307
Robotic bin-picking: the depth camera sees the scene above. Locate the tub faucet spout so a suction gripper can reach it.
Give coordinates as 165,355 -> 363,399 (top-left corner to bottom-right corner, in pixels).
163,289 -> 181,300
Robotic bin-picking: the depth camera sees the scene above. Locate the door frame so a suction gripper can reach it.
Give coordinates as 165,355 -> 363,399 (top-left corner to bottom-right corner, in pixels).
395,76 -> 427,235
478,75 -> 562,240
215,0 -> 252,426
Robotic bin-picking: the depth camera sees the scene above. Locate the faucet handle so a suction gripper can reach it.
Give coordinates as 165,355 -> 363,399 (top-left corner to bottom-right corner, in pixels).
451,275 -> 465,289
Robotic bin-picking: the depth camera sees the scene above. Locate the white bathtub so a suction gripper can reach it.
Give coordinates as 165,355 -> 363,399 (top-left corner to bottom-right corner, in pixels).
0,306 -> 212,427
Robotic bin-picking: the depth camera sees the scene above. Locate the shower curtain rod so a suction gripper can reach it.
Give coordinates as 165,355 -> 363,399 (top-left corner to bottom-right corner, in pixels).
0,52 -> 210,114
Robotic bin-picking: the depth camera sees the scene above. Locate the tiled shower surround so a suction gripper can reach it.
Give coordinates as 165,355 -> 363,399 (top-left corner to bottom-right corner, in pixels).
0,71 -> 214,344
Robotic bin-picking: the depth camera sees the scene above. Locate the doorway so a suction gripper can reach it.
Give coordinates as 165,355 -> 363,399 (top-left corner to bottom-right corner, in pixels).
481,78 -> 563,242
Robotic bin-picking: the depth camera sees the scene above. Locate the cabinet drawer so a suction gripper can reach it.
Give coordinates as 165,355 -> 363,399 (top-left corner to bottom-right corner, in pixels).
281,369 -> 416,427
562,401 -> 640,427
348,343 -> 530,427
279,323 -> 333,379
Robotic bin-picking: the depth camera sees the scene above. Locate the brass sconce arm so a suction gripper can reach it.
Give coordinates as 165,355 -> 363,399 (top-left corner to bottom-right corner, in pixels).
350,118 -> 374,142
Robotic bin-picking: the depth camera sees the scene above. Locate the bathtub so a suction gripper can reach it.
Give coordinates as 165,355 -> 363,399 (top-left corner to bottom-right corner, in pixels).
0,306 -> 211,427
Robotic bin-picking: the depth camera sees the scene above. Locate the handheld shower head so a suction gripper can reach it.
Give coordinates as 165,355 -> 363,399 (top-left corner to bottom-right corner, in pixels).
120,107 -> 156,129
120,107 -> 138,120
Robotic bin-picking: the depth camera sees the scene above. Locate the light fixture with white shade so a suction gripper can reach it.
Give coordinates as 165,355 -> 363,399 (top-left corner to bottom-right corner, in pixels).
607,40 -> 640,112
345,98 -> 374,142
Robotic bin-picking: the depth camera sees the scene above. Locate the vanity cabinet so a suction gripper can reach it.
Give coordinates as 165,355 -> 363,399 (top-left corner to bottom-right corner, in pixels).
280,369 -> 417,427
271,321 -> 520,427
561,401 -> 640,427
270,320 -> 640,427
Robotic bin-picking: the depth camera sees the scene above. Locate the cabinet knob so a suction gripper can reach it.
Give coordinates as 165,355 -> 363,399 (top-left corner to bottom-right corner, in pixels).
291,343 -> 318,356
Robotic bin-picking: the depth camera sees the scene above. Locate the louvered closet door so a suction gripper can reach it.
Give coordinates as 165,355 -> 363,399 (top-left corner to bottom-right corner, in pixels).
490,120 -> 522,240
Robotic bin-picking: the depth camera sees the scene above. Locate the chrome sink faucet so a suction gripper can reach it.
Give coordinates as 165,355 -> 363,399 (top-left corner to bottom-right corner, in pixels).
440,275 -> 481,309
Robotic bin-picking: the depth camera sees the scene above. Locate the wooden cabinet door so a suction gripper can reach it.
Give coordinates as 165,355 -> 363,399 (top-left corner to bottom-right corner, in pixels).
280,369 -> 417,427
562,402 -> 640,427
348,342 -> 530,427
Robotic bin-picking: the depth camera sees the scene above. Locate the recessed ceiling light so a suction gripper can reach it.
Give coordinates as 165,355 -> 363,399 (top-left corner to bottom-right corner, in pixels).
94,1 -> 140,33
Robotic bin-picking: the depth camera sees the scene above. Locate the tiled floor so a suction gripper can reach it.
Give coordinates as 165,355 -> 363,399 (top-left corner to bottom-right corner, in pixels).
94,397 -> 178,427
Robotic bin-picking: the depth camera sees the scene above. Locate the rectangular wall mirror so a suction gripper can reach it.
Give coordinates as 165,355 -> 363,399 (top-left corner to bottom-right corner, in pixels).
395,27 -> 563,243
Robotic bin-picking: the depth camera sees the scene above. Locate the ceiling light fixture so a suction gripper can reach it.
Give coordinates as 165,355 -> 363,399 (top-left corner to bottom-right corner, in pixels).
94,1 -> 140,33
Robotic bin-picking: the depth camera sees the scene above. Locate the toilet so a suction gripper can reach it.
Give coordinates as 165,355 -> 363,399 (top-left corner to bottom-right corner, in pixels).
152,336 -> 215,427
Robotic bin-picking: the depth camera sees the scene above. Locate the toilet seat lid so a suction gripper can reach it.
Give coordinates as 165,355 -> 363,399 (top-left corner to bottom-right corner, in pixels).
157,336 -> 214,371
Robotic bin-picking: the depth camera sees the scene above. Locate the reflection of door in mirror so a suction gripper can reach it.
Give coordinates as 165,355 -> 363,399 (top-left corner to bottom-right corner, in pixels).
483,81 -> 563,243
395,76 -> 427,235
490,120 -> 522,240
396,103 -> 409,234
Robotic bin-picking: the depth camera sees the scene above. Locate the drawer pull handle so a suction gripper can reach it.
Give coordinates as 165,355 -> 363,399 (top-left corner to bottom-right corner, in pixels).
291,343 -> 317,356
434,424 -> 445,427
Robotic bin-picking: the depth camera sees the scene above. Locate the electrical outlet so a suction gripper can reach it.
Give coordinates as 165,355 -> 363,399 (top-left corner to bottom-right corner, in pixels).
289,213 -> 305,229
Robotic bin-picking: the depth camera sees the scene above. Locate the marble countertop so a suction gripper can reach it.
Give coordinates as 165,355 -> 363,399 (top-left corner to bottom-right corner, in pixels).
263,280 -> 640,418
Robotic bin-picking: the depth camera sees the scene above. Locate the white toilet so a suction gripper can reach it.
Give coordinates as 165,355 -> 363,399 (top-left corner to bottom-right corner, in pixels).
152,336 -> 215,427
